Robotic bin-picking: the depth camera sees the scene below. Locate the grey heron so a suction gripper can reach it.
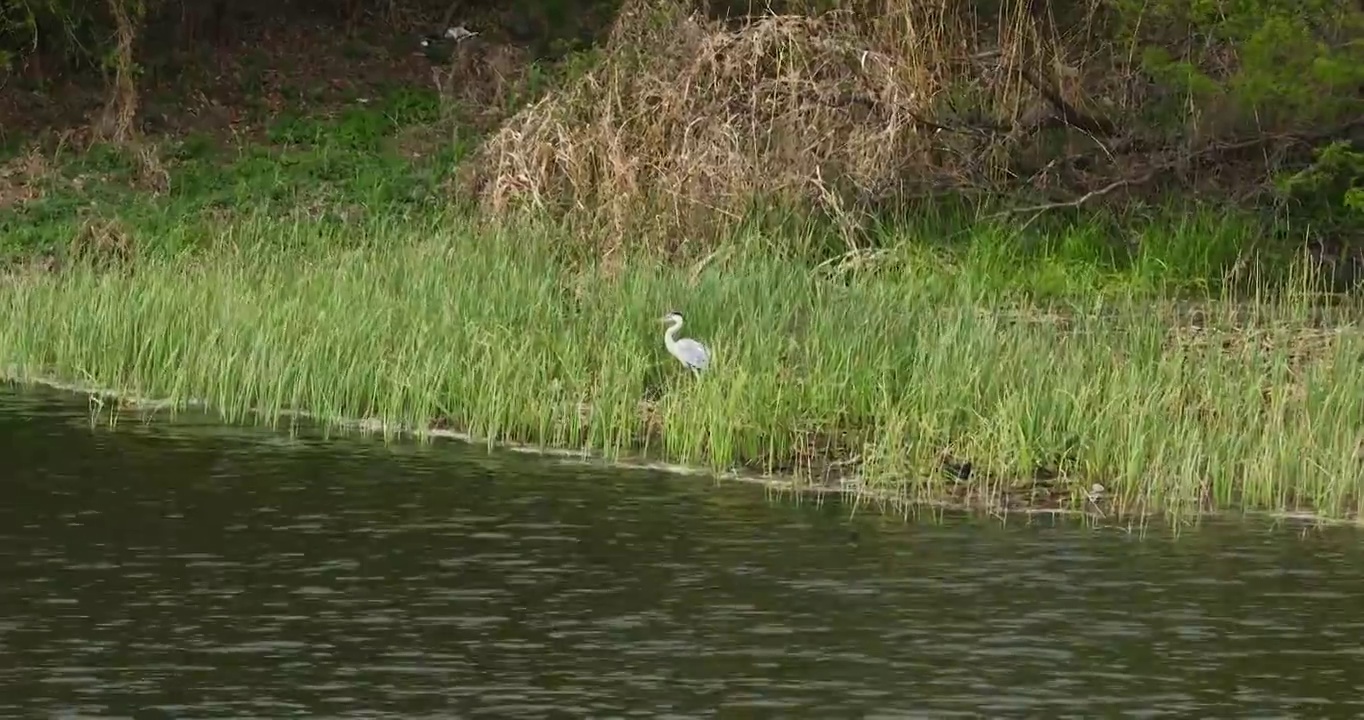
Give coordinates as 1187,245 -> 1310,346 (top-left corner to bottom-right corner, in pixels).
661,311 -> 710,375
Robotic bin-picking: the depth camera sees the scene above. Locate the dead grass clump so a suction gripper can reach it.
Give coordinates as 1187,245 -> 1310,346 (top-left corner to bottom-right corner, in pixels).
128,139 -> 171,195
1167,323 -> 1348,370
463,0 -> 988,255
0,148 -> 55,210
430,37 -> 533,131
69,217 -> 137,269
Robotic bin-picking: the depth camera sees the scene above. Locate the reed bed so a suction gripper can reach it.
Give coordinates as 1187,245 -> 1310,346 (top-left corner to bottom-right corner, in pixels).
2,213 -> 1363,522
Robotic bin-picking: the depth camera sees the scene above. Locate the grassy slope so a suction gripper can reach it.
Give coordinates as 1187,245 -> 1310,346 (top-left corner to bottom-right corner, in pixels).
3,64 -> 1363,522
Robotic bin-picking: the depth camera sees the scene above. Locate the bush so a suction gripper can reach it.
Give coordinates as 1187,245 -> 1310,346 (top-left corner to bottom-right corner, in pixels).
461,0 -> 1364,252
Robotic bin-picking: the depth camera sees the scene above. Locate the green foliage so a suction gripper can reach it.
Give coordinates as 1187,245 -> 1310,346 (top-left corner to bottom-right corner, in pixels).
1346,187 -> 1364,215
383,86 -> 441,126
0,99 -> 458,256
1119,0 -> 1364,132
0,0 -> 117,75
2,0 -> 58,70
1277,141 -> 1364,221
263,88 -> 442,148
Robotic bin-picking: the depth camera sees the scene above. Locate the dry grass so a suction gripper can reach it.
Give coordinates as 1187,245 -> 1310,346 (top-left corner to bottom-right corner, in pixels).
430,37 -> 534,130
68,217 -> 137,268
0,148 -> 54,209
461,0 -> 1363,255
462,0 -> 1064,254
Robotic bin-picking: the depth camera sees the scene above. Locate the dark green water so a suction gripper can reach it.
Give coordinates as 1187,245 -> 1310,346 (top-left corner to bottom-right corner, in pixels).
3,385 -> 1364,718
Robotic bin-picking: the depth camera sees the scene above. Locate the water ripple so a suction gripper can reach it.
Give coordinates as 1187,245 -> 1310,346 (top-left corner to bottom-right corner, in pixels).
3,385 -> 1364,717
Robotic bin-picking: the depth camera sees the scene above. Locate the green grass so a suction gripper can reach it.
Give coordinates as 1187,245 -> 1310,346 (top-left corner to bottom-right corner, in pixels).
3,210 -> 1363,522
0,86 -> 462,257
0,93 -> 1320,299
3,96 -> 1361,523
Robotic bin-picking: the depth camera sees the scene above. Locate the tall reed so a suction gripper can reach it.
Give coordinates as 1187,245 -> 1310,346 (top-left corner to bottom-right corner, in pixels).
2,212 -> 1361,521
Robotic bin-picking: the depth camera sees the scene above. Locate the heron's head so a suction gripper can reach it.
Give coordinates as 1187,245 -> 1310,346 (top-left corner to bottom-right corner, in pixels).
660,311 -> 684,324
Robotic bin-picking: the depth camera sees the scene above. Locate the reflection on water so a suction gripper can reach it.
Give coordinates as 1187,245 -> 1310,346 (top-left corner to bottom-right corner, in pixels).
2,383 -> 1363,717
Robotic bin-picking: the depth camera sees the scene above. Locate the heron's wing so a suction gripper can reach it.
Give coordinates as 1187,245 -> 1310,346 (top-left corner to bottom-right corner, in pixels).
677,339 -> 710,368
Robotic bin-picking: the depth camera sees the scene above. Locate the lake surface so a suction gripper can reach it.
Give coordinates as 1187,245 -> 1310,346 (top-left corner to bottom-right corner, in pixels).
3,384 -> 1364,718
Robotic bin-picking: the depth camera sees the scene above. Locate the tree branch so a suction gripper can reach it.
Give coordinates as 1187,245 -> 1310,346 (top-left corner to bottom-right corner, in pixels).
1017,65 -> 1116,137
987,171 -> 1156,223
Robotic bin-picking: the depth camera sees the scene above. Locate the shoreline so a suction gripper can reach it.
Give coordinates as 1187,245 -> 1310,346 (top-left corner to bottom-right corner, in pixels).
3,218 -> 1364,527
6,370 -> 1358,530
2,0 -> 1361,536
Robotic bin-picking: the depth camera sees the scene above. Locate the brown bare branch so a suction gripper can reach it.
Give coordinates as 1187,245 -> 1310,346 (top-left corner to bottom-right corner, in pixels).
1017,66 -> 1116,137
990,172 -> 1155,221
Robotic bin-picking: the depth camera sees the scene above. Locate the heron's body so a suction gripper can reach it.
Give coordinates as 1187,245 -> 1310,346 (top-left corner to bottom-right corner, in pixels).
662,312 -> 710,374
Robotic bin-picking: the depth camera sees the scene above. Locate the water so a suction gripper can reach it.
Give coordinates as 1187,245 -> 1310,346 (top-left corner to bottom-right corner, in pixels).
3,385 -> 1364,718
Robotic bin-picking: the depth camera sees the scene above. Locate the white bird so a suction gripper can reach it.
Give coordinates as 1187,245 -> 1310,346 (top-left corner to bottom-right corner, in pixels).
660,311 -> 710,375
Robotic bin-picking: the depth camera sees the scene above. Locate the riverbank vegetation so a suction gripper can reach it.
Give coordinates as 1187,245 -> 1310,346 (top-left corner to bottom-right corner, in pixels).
2,0 -> 1363,521
5,211 -> 1364,522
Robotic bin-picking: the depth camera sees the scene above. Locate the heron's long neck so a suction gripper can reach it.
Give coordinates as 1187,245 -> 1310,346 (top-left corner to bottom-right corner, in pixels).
664,320 -> 682,347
